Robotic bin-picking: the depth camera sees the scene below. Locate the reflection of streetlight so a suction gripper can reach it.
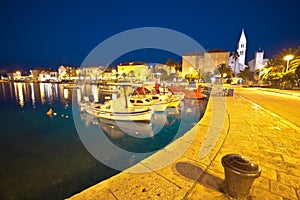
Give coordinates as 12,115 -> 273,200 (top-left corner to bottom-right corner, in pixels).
283,54 -> 294,72
189,67 -> 193,74
223,73 -> 227,78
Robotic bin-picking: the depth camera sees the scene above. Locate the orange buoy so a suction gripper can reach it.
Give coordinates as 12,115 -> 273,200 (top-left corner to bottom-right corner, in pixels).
47,108 -> 53,117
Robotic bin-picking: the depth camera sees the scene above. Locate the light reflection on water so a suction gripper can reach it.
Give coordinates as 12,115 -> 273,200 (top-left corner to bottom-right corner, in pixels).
0,82 -> 207,200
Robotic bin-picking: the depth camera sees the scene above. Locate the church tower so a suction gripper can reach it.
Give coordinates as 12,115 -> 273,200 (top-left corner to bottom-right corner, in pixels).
237,29 -> 247,65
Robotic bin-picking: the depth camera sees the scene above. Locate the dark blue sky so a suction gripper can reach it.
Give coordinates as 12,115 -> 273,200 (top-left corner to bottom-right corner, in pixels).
0,0 -> 299,72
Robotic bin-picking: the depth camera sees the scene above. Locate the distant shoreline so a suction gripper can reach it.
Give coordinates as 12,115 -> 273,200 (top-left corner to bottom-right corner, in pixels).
0,79 -> 75,84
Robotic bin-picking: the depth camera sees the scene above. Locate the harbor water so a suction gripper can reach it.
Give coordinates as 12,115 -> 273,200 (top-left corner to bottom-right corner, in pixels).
0,82 -> 207,199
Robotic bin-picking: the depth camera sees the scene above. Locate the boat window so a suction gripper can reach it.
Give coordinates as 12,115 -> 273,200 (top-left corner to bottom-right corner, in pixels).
152,96 -> 159,100
145,99 -> 150,102
137,100 -> 143,103
130,100 -> 135,103
95,106 -> 101,109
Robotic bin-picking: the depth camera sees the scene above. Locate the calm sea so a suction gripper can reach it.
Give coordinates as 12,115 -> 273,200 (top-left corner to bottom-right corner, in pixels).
0,82 -> 206,200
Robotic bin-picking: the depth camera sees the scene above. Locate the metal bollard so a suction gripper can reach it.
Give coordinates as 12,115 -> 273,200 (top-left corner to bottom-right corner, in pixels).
221,154 -> 261,199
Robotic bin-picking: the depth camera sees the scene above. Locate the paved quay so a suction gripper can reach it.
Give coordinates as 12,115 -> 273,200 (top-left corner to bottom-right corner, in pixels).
69,89 -> 300,200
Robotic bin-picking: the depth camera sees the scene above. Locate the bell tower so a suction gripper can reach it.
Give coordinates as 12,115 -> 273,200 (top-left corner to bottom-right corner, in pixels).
237,29 -> 247,65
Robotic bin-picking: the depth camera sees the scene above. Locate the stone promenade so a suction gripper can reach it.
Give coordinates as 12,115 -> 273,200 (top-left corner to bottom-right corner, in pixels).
69,91 -> 300,200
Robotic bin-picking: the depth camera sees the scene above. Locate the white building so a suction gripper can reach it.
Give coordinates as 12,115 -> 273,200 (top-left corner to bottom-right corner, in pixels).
229,29 -> 247,75
237,29 -> 247,65
248,50 -> 268,72
77,66 -> 106,80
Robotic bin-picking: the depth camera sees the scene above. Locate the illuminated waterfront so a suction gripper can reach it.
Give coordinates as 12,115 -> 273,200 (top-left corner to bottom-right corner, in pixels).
0,82 -> 206,199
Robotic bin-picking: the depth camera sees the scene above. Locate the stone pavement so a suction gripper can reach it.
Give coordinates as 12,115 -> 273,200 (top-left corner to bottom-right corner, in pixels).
69,90 -> 300,200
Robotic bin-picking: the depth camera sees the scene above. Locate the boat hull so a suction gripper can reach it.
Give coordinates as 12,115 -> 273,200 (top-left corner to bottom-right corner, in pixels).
79,102 -> 152,122
97,109 -> 152,123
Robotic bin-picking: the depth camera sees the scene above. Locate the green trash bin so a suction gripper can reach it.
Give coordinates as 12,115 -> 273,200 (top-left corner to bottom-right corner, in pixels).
221,154 -> 261,199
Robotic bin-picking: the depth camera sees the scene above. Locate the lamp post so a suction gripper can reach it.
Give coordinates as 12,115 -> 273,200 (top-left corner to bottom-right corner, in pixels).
283,54 -> 294,72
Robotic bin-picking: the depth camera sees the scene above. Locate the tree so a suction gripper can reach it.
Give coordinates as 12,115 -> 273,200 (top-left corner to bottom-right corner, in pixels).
128,70 -> 135,79
238,67 -> 254,82
175,61 -> 182,72
202,71 -> 214,83
260,58 -> 284,83
166,58 -> 176,75
157,69 -> 168,80
232,52 -> 239,77
259,46 -> 300,89
217,63 -> 232,78
295,66 -> 300,79
121,72 -> 127,79
185,74 -> 192,82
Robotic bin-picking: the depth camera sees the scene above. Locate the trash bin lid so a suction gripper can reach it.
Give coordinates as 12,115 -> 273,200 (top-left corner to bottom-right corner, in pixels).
221,154 -> 260,174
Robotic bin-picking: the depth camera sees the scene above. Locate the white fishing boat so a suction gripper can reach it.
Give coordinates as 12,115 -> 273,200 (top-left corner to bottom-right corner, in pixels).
79,99 -> 152,123
129,96 -> 168,112
130,84 -> 177,110
150,92 -> 183,108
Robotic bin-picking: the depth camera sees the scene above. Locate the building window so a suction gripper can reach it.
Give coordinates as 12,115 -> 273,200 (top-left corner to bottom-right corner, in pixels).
241,44 -> 244,48
240,51 -> 244,55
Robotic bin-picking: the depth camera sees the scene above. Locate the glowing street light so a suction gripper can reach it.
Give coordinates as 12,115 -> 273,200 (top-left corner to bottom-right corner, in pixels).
283,54 -> 294,72
16,71 -> 21,76
189,67 -> 193,74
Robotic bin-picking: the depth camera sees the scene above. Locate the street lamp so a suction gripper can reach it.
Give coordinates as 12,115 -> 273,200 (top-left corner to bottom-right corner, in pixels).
283,54 -> 294,72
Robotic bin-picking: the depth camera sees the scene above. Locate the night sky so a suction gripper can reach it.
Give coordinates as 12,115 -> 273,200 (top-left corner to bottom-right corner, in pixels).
0,0 -> 299,72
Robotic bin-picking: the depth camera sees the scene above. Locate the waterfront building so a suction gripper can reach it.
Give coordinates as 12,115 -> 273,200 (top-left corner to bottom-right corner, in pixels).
182,49 -> 230,77
154,63 -> 170,75
29,68 -> 58,82
58,65 -> 77,81
248,50 -> 268,72
7,71 -> 22,81
30,68 -> 51,81
77,66 -> 106,80
117,62 -> 149,81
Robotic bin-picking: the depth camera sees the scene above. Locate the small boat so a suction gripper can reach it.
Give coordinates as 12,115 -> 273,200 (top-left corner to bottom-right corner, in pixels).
132,84 -> 183,108
157,87 -> 184,108
80,100 -> 152,123
129,96 -> 168,112
168,85 -> 206,100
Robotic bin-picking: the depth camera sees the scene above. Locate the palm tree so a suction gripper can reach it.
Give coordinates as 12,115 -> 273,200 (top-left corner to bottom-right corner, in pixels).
232,52 -> 239,77
175,61 -> 182,72
288,46 -> 300,72
260,58 -> 283,85
239,67 -> 254,82
166,58 -> 176,75
128,70 -> 135,80
217,63 -> 232,79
